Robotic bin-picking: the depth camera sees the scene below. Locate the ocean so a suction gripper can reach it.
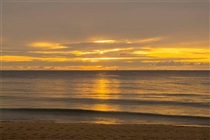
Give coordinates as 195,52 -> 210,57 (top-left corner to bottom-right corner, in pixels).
0,70 -> 209,126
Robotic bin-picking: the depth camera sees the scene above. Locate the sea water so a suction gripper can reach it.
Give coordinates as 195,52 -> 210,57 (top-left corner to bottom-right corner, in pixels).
0,70 -> 209,126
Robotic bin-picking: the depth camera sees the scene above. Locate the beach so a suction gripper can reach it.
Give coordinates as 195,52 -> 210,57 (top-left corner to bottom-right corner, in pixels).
0,122 -> 209,140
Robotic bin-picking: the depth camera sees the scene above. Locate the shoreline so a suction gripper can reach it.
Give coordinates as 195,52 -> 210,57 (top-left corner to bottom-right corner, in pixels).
1,122 -> 209,140
1,120 -> 209,128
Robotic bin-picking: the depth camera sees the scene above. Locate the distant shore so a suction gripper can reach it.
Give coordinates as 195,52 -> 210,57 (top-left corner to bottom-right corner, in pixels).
0,122 -> 209,140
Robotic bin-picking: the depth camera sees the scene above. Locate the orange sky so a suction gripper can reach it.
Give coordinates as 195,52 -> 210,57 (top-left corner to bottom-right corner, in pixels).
1,0 -> 209,70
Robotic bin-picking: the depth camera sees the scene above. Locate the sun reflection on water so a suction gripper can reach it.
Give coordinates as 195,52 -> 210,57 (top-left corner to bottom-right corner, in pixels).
91,104 -> 114,111
89,73 -> 120,114
94,79 -> 110,99
93,73 -> 120,100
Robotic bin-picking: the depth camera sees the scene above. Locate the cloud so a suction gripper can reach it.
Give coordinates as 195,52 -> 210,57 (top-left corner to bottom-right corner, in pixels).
2,56 -> 35,62
199,62 -> 210,66
120,52 -> 127,56
155,61 -> 204,67
94,40 -> 117,44
156,61 -> 183,66
29,42 -> 68,49
133,37 -> 162,43
2,2 -> 209,70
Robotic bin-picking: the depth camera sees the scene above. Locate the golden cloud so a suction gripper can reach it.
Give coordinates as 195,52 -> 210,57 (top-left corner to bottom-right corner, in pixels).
30,48 -> 132,56
2,56 -> 35,62
94,40 -> 116,43
29,42 -> 67,49
92,37 -> 162,44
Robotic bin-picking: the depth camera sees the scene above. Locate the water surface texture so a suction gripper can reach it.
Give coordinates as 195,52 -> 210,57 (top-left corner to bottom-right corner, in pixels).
1,70 -> 209,125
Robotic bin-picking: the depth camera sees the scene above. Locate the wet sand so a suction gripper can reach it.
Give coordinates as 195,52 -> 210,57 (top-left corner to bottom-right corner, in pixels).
0,122 -> 209,140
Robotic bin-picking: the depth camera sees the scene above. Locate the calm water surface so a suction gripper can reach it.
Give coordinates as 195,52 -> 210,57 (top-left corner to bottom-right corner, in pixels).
1,70 -> 209,125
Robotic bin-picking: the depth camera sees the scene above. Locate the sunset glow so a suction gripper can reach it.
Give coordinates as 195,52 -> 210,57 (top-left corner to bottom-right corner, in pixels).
94,40 -> 116,43
1,1 -> 209,70
30,42 -> 67,49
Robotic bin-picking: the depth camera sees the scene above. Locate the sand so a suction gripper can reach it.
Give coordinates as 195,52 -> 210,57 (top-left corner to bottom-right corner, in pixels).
0,122 -> 209,140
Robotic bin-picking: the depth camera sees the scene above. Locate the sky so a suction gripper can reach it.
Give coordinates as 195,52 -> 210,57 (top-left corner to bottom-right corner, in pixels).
1,0 -> 209,70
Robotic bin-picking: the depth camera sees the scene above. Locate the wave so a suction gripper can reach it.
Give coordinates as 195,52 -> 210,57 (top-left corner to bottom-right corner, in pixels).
67,98 -> 208,108
1,95 -> 208,108
20,97 -> 210,108
1,108 -> 209,121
